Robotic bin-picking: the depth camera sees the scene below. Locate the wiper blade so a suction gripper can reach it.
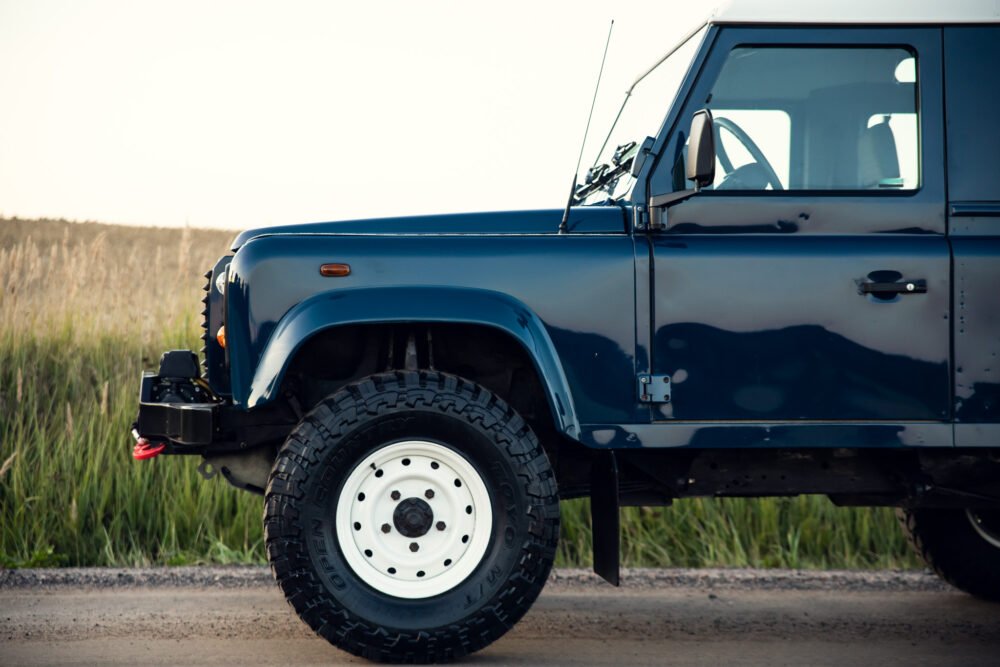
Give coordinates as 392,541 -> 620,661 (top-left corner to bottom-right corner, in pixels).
573,141 -> 639,202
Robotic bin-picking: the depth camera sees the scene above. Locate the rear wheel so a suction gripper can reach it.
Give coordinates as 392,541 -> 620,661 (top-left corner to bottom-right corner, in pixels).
897,507 -> 1000,601
264,370 -> 560,663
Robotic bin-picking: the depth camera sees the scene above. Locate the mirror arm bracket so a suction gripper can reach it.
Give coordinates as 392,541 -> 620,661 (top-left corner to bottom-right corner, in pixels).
649,187 -> 698,209
641,108 -> 714,232
646,186 -> 700,230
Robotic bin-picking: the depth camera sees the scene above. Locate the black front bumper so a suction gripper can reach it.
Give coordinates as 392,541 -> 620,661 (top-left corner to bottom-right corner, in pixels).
134,350 -> 221,450
134,350 -> 298,456
135,371 -> 218,446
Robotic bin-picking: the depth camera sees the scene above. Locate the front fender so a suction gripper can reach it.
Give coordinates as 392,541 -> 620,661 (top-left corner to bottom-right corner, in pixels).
243,286 -> 581,440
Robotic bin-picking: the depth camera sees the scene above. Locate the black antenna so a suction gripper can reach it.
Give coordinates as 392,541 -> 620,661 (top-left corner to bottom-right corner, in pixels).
560,19 -> 614,234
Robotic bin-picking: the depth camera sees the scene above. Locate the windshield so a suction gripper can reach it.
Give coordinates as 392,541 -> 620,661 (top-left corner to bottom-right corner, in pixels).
578,24 -> 708,205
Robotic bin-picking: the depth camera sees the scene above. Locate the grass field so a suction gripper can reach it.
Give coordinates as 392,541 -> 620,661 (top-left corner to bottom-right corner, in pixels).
0,217 -> 919,569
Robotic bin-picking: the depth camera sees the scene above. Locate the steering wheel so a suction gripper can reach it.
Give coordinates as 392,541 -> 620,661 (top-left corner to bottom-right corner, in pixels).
713,116 -> 784,191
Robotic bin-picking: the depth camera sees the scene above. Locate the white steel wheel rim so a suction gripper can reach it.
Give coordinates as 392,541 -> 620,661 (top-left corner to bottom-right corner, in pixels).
335,440 -> 494,599
966,509 -> 1000,549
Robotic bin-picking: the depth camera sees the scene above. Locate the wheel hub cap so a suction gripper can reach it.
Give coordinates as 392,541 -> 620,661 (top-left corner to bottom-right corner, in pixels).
393,497 -> 434,538
335,440 -> 493,599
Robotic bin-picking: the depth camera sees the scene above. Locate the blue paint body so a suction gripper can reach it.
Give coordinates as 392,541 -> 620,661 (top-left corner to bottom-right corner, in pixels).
205,24 -> 1000,450
224,214 -> 638,433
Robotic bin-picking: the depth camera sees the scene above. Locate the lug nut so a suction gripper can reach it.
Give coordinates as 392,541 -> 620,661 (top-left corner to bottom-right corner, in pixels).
425,489 -> 435,499
381,523 -> 391,534
391,490 -> 401,501
436,521 -> 446,531
409,542 -> 419,552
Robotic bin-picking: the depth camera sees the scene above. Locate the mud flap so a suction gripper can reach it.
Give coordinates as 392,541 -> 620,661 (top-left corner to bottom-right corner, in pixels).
590,450 -> 620,586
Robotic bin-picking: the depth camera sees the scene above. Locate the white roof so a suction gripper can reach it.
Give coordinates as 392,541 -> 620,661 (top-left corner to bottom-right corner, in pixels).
711,0 -> 1000,24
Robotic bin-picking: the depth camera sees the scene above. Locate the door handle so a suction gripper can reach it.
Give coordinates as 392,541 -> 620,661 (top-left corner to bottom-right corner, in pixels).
859,279 -> 927,295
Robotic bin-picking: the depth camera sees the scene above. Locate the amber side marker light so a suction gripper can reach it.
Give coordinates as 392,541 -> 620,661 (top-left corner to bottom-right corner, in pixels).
320,263 -> 351,277
216,325 -> 226,349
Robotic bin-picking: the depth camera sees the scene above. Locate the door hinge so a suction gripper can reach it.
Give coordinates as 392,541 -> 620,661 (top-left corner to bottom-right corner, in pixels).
637,374 -> 671,403
633,205 -> 649,231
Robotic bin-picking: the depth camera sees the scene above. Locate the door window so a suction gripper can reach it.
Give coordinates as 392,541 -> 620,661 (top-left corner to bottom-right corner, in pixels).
696,47 -> 919,192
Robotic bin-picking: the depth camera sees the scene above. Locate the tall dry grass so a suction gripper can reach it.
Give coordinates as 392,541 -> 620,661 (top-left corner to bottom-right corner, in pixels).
0,217 -> 919,568
0,218 -> 231,344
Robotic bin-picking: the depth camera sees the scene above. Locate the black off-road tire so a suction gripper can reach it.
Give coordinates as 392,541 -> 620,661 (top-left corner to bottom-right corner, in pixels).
264,370 -> 560,663
897,507 -> 1000,601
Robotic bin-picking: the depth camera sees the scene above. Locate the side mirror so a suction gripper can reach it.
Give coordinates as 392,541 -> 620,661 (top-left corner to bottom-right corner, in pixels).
646,109 -> 717,229
685,109 -> 715,188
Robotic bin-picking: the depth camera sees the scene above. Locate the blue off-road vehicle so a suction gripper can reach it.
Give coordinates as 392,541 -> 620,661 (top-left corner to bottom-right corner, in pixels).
134,3 -> 1000,662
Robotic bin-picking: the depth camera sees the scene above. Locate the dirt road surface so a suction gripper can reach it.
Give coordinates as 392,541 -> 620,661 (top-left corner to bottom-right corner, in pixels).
2,567 -> 999,666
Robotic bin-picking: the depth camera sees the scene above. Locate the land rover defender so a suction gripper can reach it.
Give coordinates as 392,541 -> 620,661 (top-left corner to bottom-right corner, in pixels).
133,4 -> 1000,662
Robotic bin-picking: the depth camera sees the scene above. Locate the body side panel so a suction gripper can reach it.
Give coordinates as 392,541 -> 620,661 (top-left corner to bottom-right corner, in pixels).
944,26 -> 1000,440
227,232 -> 640,426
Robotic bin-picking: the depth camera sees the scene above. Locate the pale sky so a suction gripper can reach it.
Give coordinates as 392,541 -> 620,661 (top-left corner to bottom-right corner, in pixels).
0,1 -> 707,229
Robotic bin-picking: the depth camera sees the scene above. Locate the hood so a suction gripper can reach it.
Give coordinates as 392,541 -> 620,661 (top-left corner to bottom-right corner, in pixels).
230,207 -> 626,251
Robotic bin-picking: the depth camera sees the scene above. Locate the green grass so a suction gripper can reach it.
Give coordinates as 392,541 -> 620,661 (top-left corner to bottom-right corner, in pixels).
0,325 -> 919,569
558,497 -> 916,569
0,327 -> 264,567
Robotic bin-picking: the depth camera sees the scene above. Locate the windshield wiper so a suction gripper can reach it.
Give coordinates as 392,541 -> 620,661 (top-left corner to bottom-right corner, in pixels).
572,141 -> 638,202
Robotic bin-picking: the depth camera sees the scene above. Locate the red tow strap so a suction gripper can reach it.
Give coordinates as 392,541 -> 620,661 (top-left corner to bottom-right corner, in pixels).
133,437 -> 166,460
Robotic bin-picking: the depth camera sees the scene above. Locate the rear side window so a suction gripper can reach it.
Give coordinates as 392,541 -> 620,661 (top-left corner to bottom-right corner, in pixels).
699,47 -> 919,192
943,26 -> 1000,202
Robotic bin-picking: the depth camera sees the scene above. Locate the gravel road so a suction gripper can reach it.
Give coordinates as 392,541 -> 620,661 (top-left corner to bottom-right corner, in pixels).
2,567 -> 998,666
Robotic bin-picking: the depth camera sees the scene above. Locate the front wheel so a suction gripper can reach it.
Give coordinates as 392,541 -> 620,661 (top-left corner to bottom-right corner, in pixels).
898,507 -> 1000,601
264,371 -> 560,663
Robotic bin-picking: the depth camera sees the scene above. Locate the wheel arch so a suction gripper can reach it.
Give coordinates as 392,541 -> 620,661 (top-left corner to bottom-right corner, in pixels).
244,285 -> 581,441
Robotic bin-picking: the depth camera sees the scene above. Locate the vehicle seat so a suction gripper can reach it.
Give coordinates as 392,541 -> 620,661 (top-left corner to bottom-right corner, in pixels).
857,119 -> 900,188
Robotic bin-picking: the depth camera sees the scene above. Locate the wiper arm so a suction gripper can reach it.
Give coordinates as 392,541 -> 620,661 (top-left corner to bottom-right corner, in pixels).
572,141 -> 638,202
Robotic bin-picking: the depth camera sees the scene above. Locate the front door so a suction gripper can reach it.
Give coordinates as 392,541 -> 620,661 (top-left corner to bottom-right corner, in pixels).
645,27 -> 950,424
